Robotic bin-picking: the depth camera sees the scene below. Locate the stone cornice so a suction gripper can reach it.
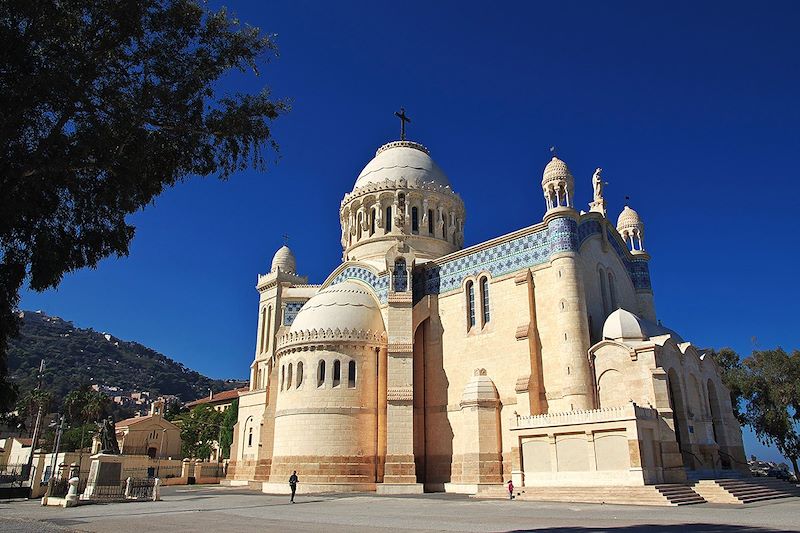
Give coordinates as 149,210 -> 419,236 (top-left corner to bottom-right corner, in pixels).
341,178 -> 465,209
275,327 -> 387,355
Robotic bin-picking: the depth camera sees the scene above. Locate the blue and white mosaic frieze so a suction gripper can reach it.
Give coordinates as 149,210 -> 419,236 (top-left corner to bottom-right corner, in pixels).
331,265 -> 390,302
415,222 -> 559,297
283,301 -> 305,326
414,215 -> 651,299
576,218 -> 652,291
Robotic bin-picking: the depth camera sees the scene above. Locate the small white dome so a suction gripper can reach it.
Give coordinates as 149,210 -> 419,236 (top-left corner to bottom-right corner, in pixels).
602,308 -> 683,343
270,245 -> 296,274
353,141 -> 451,190
460,369 -> 500,405
290,281 -> 385,334
542,156 -> 573,186
616,206 -> 642,230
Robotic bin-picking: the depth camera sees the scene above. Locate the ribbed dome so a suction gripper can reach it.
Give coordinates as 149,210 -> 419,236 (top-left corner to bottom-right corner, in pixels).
460,369 -> 500,405
290,281 -> 385,334
270,245 -> 296,274
602,308 -> 683,343
353,140 -> 451,190
542,156 -> 573,185
617,206 -> 642,230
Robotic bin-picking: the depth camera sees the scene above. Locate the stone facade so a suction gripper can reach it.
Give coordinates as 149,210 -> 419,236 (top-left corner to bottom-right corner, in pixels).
226,139 -> 746,494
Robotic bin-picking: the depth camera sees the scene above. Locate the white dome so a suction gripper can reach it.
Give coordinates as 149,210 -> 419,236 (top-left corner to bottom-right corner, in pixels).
542,156 -> 573,186
617,206 -> 642,230
353,141 -> 451,191
270,245 -> 296,274
460,369 -> 500,405
290,281 -> 385,334
602,308 -> 683,343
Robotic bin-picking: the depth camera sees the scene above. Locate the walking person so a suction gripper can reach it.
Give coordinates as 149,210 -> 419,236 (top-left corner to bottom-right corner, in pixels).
507,479 -> 514,500
289,470 -> 299,503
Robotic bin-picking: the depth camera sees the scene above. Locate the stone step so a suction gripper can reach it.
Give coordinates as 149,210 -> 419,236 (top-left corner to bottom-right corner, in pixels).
692,478 -> 800,504
473,485 -> 704,506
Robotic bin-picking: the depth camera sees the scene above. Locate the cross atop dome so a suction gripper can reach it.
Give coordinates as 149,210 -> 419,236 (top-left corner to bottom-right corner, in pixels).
394,107 -> 411,140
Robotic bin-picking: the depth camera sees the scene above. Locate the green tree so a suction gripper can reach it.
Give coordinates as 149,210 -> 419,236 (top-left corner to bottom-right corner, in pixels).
16,388 -> 52,436
0,0 -> 286,405
739,349 -> 800,479
710,347 -> 747,423
62,385 -> 110,452
63,385 -> 110,424
218,399 -> 238,459
177,404 -> 223,460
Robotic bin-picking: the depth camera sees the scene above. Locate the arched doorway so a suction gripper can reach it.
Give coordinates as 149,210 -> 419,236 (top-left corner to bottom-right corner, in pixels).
707,379 -> 729,469
667,368 -> 693,470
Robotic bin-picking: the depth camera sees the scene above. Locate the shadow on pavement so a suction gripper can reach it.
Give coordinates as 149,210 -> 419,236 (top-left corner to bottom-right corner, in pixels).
506,525 -> 793,533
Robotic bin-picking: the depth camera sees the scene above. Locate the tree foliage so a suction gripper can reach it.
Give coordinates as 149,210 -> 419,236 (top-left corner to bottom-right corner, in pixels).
177,404 -> 223,460
713,347 -> 800,478
0,0 -> 286,402
218,398 -> 237,459
63,384 -> 110,425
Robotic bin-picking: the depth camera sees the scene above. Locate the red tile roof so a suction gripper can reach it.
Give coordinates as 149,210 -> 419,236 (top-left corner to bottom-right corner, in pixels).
186,387 -> 246,407
114,414 -> 153,427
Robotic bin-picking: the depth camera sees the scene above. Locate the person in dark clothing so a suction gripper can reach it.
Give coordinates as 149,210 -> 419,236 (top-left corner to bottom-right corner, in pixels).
289,471 -> 298,503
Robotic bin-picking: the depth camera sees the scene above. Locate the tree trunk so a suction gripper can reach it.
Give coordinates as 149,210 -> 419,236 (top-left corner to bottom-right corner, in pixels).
791,456 -> 799,481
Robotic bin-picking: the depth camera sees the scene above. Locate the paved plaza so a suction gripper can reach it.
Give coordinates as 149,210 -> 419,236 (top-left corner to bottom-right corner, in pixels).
1,485 -> 799,533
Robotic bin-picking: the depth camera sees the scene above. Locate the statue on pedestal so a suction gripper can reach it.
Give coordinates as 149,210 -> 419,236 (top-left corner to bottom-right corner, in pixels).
97,416 -> 121,455
589,167 -> 607,217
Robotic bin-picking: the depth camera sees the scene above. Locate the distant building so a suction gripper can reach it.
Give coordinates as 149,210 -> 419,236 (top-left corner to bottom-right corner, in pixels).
95,400 -> 181,458
186,388 -> 244,413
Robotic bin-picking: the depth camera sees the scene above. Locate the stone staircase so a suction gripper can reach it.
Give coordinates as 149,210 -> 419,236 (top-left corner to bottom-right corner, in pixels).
691,477 -> 800,504
473,484 -> 706,506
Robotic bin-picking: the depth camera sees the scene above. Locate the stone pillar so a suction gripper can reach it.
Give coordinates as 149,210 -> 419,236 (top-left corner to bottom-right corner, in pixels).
378,244 -> 422,494
82,453 -> 123,500
64,476 -> 80,507
551,252 -> 593,411
456,369 -> 503,488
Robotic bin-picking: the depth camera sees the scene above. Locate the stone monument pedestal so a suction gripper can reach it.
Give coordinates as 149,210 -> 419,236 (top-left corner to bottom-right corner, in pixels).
81,453 -> 123,500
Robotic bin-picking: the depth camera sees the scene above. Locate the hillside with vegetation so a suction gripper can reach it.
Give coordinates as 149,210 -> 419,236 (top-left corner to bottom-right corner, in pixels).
7,311 -> 240,406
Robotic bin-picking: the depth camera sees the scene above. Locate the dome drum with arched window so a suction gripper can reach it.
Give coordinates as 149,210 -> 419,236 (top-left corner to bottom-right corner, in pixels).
541,156 -> 575,213
340,140 -> 466,264
265,281 -> 387,490
616,206 -> 645,253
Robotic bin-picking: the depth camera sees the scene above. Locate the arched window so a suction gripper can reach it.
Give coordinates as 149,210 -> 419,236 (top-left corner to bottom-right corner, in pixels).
287,363 -> 293,389
412,207 -> 419,233
608,272 -> 617,310
333,360 -> 341,387
280,365 -> 285,391
442,213 -> 446,239
466,281 -> 476,329
386,206 -> 392,232
393,258 -> 407,292
296,362 -> 303,388
265,306 -> 272,352
428,209 -> 434,234
480,277 -> 490,325
259,307 -> 266,353
248,427 -> 253,447
357,212 -> 363,240
317,360 -> 326,388
370,208 -> 376,236
599,268 -> 609,315
348,360 -> 356,388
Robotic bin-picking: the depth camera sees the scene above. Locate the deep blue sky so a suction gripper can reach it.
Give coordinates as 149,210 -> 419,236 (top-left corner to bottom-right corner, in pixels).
20,1 -> 800,462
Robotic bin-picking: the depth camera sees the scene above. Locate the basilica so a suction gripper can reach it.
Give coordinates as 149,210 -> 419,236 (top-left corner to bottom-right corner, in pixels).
226,131 -> 746,494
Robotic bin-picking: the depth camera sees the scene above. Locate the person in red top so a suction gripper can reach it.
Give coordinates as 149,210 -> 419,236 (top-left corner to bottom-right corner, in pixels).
507,479 -> 514,500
